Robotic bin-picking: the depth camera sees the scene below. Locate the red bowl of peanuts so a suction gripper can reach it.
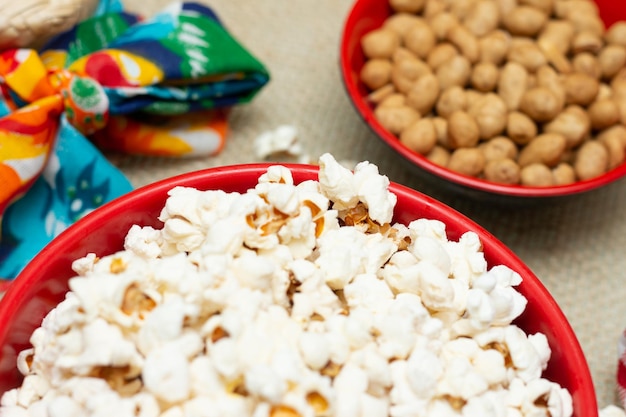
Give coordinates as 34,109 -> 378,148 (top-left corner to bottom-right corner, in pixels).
340,0 -> 626,201
0,161 -> 597,416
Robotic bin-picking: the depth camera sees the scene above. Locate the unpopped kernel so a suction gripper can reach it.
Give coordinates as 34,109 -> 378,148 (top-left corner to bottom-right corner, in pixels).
0,153 -> 573,417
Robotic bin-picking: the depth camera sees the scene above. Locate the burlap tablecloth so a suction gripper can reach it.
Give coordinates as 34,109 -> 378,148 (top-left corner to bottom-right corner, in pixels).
113,0 -> 626,410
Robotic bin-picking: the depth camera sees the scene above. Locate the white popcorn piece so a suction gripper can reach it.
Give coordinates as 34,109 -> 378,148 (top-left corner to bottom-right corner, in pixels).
254,125 -> 304,160
124,225 -> 163,259
0,153 -> 573,417
318,153 -> 361,211
143,342 -> 191,403
71,253 -> 98,275
600,405 -> 626,417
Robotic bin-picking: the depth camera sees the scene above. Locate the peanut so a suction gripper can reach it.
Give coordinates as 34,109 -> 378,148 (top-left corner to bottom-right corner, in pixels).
588,99 -> 620,131
519,0 -> 554,15
447,147 -> 486,176
463,0 -> 500,37
432,116 -> 449,147
572,53 -> 602,80
404,21 -> 437,59
484,158 -> 521,184
360,59 -> 393,90
383,13 -> 424,37
479,30 -> 511,65
471,62 -> 499,92
598,45 -> 626,80
406,73 -> 440,115
552,163 -> 577,185
506,111 -> 537,145
480,136 -> 519,161
426,145 -> 451,166
390,0 -> 427,14
497,62 -> 528,111
564,72 -> 600,106
428,12 -> 459,40
606,21 -> 626,47
518,133 -> 567,167
400,118 -> 438,154
598,126 -> 626,167
374,105 -> 420,135
447,24 -> 480,63
507,39 -> 548,72
447,110 -> 480,148
427,43 -> 458,70
502,6 -> 548,37
469,93 -> 508,139
519,87 -> 562,122
435,55 -> 472,89
361,28 -> 400,59
543,105 -> 591,149
572,30 -> 604,55
391,56 -> 431,93
574,140 -> 609,180
436,86 -> 467,118
520,163 -> 555,186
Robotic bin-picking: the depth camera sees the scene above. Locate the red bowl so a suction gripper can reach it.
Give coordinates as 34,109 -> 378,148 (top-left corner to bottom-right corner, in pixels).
340,0 -> 626,202
0,164 -> 597,415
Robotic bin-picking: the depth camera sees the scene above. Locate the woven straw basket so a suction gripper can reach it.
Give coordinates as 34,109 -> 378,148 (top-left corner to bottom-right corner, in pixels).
0,0 -> 101,50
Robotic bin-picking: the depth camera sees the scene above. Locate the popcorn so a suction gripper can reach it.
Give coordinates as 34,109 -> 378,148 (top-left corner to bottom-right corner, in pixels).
254,125 -> 307,163
0,153 -> 573,417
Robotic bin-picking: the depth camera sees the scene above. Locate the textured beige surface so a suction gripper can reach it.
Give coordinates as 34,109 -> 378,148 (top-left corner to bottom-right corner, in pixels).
113,0 -> 626,409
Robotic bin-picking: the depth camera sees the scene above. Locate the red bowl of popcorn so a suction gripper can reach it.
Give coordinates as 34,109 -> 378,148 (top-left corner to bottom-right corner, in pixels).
340,0 -> 626,201
0,157 -> 596,416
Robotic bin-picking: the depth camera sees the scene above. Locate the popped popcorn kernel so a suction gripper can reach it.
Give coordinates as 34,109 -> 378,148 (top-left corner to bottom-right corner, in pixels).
109,257 -> 127,274
1,153 -> 572,417
306,391 -> 329,415
121,283 -> 157,317
270,404 -> 301,417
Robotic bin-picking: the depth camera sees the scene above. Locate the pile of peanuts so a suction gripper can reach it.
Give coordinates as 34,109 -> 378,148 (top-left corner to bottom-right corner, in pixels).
360,0 -> 626,186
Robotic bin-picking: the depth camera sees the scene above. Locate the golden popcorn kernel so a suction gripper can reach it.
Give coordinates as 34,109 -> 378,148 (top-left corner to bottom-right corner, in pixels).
225,375 -> 246,395
306,391 -> 329,415
246,213 -> 256,228
335,289 -> 347,305
232,381 -> 249,396
314,216 -> 325,238
367,218 -> 391,235
441,394 -> 466,411
341,203 -> 369,227
302,200 -> 322,218
24,352 -> 34,371
91,365 -> 142,397
302,200 -> 326,237
261,210 -> 290,236
210,326 -> 229,343
110,257 -> 127,274
485,341 -> 513,368
270,404 -> 300,417
286,273 -> 301,303
534,393 -> 549,408
121,284 -> 156,317
320,361 -> 342,378
310,312 -> 325,321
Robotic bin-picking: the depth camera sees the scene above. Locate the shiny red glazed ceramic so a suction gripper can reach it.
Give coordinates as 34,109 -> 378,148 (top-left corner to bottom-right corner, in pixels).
340,0 -> 626,202
0,165 -> 597,416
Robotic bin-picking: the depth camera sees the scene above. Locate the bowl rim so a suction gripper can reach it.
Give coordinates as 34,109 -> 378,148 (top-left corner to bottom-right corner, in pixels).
338,0 -> 626,199
0,163 -> 598,414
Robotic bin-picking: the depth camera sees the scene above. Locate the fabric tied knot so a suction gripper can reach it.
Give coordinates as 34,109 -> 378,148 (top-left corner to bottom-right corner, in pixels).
0,1 -> 269,280
55,70 -> 109,135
